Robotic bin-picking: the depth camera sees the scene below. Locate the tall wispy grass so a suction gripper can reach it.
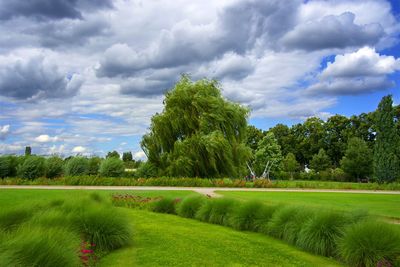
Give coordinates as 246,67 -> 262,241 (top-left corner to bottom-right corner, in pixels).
176,195 -> 206,218
0,226 -> 80,267
338,221 -> 400,267
229,200 -> 265,231
151,197 -> 179,214
207,198 -> 238,226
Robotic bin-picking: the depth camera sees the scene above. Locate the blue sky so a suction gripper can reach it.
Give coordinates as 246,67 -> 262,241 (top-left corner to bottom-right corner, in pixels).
0,0 -> 400,158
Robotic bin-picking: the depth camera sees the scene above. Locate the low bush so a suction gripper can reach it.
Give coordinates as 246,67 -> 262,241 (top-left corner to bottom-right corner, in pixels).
0,226 -> 80,267
151,197 -> 180,214
46,156 -> 64,178
17,156 -> 46,179
88,157 -> 102,175
338,221 -> 400,267
297,211 -> 350,257
176,195 -> 206,218
99,157 -> 125,177
64,157 -> 89,176
229,200 -> 265,231
207,198 -> 238,226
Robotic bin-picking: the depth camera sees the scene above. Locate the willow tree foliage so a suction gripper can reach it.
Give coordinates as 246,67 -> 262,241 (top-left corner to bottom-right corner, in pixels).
141,76 -> 251,178
373,95 -> 400,183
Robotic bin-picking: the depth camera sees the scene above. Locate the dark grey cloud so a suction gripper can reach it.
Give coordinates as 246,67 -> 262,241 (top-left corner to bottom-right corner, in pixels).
96,0 -> 301,78
120,78 -> 175,98
0,0 -> 113,21
0,56 -> 83,100
211,53 -> 255,80
305,77 -> 393,96
281,12 -> 384,51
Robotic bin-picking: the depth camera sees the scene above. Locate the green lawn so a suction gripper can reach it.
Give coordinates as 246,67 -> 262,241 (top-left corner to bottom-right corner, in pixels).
99,209 -> 341,267
217,191 -> 400,219
0,189 -> 192,208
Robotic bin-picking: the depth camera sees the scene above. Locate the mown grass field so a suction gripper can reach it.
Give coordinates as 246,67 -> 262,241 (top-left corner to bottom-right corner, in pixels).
217,191 -> 400,219
0,189 -> 343,266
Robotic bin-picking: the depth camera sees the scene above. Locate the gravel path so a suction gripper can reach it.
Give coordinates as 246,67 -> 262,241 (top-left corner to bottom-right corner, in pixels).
1,185 -> 400,197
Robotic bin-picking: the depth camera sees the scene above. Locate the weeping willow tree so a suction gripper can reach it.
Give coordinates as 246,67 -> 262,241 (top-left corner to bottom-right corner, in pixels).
141,76 -> 252,178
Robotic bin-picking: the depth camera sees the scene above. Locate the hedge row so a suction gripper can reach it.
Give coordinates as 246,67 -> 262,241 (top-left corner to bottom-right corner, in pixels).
147,196 -> 400,267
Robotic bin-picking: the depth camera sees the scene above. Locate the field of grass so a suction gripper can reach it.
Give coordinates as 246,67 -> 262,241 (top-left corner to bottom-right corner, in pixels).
217,191 -> 400,219
99,209 -> 341,267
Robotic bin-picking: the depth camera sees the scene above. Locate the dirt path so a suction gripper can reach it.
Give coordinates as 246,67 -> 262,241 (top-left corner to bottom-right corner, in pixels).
1,185 -> 399,197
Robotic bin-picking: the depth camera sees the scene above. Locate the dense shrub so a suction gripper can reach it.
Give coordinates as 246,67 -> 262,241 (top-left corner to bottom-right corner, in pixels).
88,157 -> 102,175
297,211 -> 349,257
17,156 -> 46,179
151,197 -> 179,214
46,156 -> 64,178
176,195 -> 206,218
0,226 -> 80,267
338,221 -> 400,267
99,157 -> 125,177
0,156 -> 19,178
65,157 -> 89,176
229,200 -> 265,231
135,162 -> 158,178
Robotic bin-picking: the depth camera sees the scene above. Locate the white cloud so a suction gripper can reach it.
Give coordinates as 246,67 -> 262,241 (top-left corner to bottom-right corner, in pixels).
0,124 -> 10,140
34,134 -> 59,143
72,146 -> 86,153
134,151 -> 146,160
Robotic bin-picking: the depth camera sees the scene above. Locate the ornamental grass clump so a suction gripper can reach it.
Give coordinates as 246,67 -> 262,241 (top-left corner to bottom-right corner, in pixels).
281,206 -> 315,245
0,204 -> 39,231
176,195 -> 206,218
228,200 -> 265,231
0,226 -> 80,267
151,197 -> 180,214
253,204 -> 280,233
206,198 -> 238,226
297,210 -> 349,257
71,206 -> 132,251
266,206 -> 300,239
338,221 -> 400,267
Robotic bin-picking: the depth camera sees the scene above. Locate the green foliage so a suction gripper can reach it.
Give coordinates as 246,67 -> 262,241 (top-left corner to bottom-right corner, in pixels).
253,204 -> 279,233
0,205 -> 38,231
99,157 -> 125,177
24,146 -> 32,156
135,161 -> 158,178
151,197 -> 178,214
64,156 -> 89,176
0,156 -> 18,178
0,226 -> 80,267
245,125 -> 264,152
340,137 -> 373,180
72,205 -> 132,251
297,211 -> 349,257
229,200 -> 264,231
373,95 -> 400,183
17,156 -> 46,179
309,148 -> 331,172
88,157 -> 102,175
266,206 -> 299,239
282,153 -> 300,179
254,132 -> 283,176
176,195 -> 206,218
45,156 -> 64,178
122,152 -> 133,162
141,76 -> 251,178
106,150 -> 120,159
207,198 -> 238,226
338,221 -> 400,267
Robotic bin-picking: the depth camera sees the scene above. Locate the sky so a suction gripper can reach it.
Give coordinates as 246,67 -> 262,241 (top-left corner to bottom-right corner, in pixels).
0,0 -> 400,158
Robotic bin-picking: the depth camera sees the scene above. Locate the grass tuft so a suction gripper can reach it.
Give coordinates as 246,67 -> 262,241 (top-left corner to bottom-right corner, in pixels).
176,195 -> 206,218
266,206 -> 299,239
229,200 -> 264,231
151,197 -> 179,214
0,226 -> 80,267
282,206 -> 314,245
207,198 -> 238,226
296,210 -> 349,257
338,221 -> 400,267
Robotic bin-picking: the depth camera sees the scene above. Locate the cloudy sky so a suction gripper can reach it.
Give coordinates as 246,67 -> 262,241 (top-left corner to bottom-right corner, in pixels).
0,0 -> 400,157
